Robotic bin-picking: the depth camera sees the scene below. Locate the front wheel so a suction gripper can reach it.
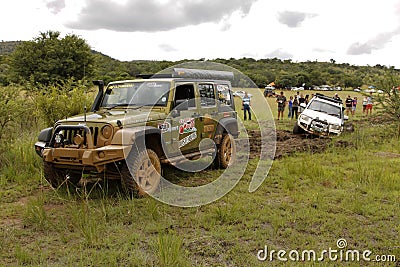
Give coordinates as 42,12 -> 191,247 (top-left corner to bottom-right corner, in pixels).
121,148 -> 161,197
215,134 -> 236,169
43,162 -> 81,188
293,123 -> 304,134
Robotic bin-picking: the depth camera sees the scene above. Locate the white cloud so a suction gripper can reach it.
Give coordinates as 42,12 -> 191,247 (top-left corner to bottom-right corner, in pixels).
277,11 -> 317,28
265,49 -> 293,60
159,44 -> 178,52
64,0 -> 258,32
45,0 -> 65,14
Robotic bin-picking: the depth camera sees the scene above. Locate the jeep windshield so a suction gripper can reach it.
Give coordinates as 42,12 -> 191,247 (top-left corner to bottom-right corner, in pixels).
101,81 -> 170,108
308,99 -> 342,118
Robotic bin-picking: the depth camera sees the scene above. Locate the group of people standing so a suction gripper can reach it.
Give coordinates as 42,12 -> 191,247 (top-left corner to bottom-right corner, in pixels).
363,92 -> 374,116
344,95 -> 358,116
277,91 -> 309,120
241,90 -> 374,121
344,92 -> 374,116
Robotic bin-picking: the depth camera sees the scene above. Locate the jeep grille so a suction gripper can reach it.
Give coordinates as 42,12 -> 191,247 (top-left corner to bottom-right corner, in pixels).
63,127 -> 99,146
50,124 -> 110,148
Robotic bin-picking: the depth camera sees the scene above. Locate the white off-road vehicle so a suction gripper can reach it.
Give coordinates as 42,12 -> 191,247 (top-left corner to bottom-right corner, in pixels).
293,93 -> 348,136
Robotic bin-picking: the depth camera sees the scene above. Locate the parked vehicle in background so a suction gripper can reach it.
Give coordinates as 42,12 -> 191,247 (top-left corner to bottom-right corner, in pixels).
293,93 -> 348,137
290,87 -> 304,91
264,86 -> 276,97
319,85 -> 332,91
233,90 -> 252,98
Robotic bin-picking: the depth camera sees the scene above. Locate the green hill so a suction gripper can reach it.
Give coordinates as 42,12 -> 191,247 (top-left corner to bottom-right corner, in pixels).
0,41 -> 23,55
1,40 -> 399,89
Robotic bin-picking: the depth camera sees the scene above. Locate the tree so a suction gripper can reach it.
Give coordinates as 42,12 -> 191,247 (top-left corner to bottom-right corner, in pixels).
375,75 -> 400,136
9,31 -> 94,85
376,75 -> 400,118
295,72 -> 311,87
275,72 -> 297,88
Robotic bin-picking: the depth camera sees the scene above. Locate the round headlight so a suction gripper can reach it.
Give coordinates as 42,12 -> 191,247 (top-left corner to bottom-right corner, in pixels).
73,134 -> 84,146
101,125 -> 113,139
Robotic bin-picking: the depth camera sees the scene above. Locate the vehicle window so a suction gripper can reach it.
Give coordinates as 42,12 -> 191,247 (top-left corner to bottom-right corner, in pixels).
308,100 -> 342,118
217,84 -> 232,106
199,84 -> 216,107
175,83 -> 196,108
102,82 -> 170,107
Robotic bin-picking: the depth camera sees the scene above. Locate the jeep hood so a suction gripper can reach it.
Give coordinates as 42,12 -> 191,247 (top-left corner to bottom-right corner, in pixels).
57,110 -> 167,126
302,109 -> 342,125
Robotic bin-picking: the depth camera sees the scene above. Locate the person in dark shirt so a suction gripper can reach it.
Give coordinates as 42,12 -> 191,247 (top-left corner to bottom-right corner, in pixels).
298,94 -> 306,113
333,93 -> 342,103
345,95 -> 353,116
291,96 -> 299,119
276,91 -> 287,120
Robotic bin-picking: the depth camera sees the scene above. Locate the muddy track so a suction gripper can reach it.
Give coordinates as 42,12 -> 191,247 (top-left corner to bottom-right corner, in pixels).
241,129 -> 354,159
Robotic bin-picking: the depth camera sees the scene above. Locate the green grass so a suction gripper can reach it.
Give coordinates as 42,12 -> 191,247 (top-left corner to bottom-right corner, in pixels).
0,98 -> 399,266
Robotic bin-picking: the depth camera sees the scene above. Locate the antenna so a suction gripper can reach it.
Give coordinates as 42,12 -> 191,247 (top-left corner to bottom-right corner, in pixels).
83,64 -> 87,123
84,104 -> 87,123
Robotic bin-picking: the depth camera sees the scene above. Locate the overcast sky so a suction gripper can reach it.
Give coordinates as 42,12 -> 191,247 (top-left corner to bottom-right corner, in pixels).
2,0 -> 400,67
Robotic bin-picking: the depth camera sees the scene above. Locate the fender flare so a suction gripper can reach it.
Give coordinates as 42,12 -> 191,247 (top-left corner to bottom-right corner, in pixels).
215,117 -> 239,140
111,126 -> 162,147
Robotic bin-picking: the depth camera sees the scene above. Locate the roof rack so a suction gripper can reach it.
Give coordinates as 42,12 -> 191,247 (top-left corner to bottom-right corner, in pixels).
136,68 -> 234,81
136,73 -> 172,79
314,93 -> 343,104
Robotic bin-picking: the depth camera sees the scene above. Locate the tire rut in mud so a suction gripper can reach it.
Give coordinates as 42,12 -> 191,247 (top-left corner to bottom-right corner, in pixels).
240,130 -> 354,159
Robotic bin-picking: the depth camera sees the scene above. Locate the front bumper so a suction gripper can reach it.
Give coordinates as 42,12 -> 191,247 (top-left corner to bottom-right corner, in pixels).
298,119 -> 342,136
39,145 -> 131,172
35,124 -> 130,173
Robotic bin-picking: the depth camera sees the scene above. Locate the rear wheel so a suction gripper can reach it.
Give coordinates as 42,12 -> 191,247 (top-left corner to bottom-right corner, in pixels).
43,162 -> 81,188
121,148 -> 161,197
215,134 -> 236,169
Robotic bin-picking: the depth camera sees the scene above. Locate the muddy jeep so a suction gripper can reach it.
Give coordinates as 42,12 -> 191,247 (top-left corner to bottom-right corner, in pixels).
293,93 -> 348,137
35,68 -> 239,196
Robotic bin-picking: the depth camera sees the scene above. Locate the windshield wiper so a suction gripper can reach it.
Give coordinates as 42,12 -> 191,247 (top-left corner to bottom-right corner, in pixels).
103,103 -> 155,111
104,103 -> 130,110
131,105 -> 146,110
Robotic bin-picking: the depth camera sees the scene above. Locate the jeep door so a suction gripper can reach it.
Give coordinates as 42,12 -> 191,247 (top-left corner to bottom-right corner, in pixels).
196,83 -> 219,148
164,82 -> 203,157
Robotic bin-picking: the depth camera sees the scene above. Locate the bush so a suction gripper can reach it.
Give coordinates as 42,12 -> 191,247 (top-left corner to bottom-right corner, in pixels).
0,85 -> 37,141
33,79 -> 94,126
376,75 -> 400,120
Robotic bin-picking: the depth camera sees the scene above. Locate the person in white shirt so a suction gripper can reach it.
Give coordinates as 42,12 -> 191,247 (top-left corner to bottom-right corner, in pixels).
242,92 -> 251,120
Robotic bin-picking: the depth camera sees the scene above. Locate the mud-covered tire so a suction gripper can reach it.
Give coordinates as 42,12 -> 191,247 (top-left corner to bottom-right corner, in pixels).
293,123 -> 304,134
215,134 -> 236,169
43,162 -> 81,188
121,148 -> 161,197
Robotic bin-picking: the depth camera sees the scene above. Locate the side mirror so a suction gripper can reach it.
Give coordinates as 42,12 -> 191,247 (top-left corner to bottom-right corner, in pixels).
344,115 -> 349,121
300,103 -> 307,108
171,110 -> 180,118
175,99 -> 189,111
